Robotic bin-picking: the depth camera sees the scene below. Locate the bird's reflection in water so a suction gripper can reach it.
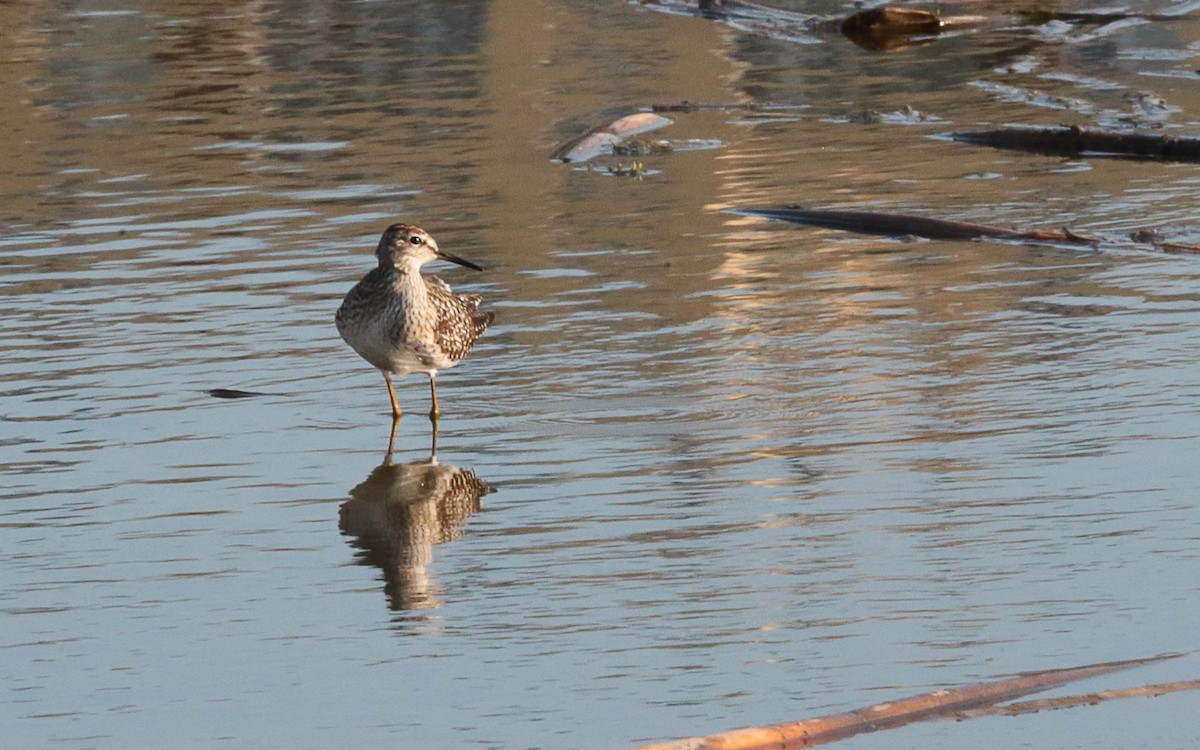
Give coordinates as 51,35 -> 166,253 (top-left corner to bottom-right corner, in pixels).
339,418 -> 492,611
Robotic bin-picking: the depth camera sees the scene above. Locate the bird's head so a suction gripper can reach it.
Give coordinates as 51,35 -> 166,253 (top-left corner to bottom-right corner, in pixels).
375,224 -> 484,272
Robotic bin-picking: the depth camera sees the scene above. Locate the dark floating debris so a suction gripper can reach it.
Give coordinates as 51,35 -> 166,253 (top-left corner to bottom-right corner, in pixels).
206,388 -> 279,399
1017,8 -> 1198,24
733,205 -> 1200,255
734,205 -> 1060,242
612,139 -> 674,157
644,1 -> 1199,52
839,7 -> 988,51
650,101 -> 809,114
842,6 -> 946,35
828,104 -> 943,125
949,124 -> 1200,161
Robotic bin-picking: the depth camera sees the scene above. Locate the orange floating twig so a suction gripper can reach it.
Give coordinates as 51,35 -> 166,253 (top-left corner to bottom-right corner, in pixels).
630,654 -> 1182,750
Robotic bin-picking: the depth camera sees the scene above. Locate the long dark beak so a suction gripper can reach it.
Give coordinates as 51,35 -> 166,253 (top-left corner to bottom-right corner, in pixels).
436,250 -> 484,272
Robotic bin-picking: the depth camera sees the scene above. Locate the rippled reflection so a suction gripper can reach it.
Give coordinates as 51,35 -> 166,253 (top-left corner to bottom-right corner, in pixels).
339,441 -> 493,611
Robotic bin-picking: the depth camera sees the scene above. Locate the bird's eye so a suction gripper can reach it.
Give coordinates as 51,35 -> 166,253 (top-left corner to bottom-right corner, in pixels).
408,235 -> 423,245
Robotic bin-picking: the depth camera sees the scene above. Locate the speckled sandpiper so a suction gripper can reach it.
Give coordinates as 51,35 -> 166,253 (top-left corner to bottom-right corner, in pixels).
335,223 -> 493,422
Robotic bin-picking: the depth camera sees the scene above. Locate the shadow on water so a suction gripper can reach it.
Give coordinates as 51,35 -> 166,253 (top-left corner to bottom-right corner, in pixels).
338,421 -> 494,611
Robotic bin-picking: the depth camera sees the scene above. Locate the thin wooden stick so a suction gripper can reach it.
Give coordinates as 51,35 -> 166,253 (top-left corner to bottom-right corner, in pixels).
629,655 -> 1181,750
734,205 -> 1200,256
950,125 -> 1200,162
733,205 -> 1102,245
956,679 -> 1200,718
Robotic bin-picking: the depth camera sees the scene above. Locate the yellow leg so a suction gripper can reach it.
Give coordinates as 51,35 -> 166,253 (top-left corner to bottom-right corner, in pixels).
382,371 -> 402,418
386,415 -> 400,456
428,372 -> 440,421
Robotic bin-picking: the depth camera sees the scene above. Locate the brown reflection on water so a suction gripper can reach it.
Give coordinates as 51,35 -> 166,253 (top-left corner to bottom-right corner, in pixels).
339,450 -> 493,611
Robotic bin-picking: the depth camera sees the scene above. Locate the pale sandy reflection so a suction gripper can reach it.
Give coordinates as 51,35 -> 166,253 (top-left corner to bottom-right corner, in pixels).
339,452 -> 493,612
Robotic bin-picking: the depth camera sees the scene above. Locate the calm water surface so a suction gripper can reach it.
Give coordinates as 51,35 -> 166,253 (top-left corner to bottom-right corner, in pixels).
3,1 -> 1200,748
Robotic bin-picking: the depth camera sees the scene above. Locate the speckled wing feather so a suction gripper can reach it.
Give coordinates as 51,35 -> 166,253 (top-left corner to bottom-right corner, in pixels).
427,275 -> 493,363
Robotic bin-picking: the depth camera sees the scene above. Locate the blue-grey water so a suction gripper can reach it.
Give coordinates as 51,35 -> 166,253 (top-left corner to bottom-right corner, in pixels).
3,1 -> 1200,748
